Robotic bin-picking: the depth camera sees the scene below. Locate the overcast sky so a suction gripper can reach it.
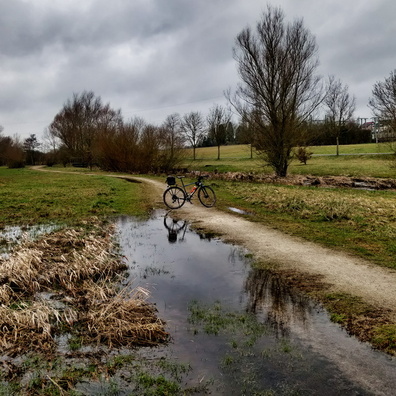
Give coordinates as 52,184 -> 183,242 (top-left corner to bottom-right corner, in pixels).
1,0 -> 395,140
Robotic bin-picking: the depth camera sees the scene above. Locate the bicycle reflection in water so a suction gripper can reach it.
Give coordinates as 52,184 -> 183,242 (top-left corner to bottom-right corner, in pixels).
163,213 -> 188,243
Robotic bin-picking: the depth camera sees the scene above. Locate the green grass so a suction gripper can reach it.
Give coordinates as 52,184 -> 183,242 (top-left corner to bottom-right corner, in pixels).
182,144 -> 396,178
289,154 -> 395,178
212,180 -> 396,269
0,167 -> 148,227
188,143 -> 393,159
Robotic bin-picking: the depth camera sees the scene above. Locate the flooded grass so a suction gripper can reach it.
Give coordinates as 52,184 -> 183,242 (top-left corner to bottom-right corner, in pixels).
3,211 -> 396,394
0,218 -> 170,395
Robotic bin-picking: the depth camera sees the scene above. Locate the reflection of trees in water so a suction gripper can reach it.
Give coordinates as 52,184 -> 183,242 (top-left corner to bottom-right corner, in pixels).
244,268 -> 314,336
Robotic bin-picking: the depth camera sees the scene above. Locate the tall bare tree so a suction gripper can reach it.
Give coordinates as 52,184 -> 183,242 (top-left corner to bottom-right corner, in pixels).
206,104 -> 232,160
181,111 -> 205,160
369,70 -> 396,144
159,113 -> 185,170
228,5 -> 323,176
324,76 -> 356,155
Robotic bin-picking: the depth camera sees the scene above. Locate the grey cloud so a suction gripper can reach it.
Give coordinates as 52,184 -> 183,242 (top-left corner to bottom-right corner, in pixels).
1,0 -> 395,138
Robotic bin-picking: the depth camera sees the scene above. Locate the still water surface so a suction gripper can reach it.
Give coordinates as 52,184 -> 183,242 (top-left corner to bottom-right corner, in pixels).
116,210 -> 396,395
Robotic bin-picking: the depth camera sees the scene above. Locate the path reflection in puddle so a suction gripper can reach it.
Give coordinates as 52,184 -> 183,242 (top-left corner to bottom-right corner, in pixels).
116,210 -> 396,395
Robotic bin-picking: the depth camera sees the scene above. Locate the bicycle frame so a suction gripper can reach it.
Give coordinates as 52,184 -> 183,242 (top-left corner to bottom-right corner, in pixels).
178,177 -> 201,201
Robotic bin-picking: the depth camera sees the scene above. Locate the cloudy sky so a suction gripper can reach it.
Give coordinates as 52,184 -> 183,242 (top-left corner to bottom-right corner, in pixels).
1,0 -> 395,140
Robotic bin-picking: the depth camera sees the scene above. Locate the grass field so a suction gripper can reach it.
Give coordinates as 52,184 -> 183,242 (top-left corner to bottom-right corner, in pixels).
0,168 -> 148,227
182,143 -> 396,178
187,143 -> 393,158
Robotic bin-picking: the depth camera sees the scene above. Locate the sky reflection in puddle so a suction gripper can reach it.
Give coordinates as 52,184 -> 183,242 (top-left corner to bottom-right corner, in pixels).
0,223 -> 61,257
116,210 -> 396,395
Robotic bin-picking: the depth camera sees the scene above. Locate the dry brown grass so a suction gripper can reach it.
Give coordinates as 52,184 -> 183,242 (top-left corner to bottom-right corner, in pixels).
0,301 -> 58,355
0,219 -> 168,356
83,286 -> 168,347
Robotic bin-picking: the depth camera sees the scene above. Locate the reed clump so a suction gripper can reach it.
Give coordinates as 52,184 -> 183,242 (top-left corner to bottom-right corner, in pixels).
0,219 -> 168,356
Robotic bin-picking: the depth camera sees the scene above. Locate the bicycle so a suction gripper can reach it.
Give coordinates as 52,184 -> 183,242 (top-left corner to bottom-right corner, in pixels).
163,175 -> 216,209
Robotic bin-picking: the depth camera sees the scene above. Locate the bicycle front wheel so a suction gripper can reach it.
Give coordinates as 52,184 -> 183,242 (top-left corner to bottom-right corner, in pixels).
198,186 -> 216,207
163,186 -> 186,209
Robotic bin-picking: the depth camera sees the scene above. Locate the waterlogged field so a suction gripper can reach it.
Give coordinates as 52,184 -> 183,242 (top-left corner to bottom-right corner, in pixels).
0,168 -> 171,394
1,147 -> 396,393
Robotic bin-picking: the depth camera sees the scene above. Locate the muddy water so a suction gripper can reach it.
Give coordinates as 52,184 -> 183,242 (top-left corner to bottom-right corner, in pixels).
116,210 -> 396,395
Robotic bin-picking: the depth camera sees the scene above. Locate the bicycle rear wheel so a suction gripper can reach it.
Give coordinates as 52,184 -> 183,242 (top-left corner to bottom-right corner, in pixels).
163,186 -> 186,209
198,186 -> 216,207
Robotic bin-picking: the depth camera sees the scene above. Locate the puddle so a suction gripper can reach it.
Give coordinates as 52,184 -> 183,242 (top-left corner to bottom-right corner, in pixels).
228,206 -> 252,215
0,223 -> 61,257
116,210 -> 396,395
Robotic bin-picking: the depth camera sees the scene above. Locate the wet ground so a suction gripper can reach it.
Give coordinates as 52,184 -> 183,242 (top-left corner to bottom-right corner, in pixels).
115,210 -> 396,395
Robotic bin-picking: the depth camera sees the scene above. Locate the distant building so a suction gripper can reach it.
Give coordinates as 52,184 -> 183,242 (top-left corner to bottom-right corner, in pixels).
360,119 -> 396,142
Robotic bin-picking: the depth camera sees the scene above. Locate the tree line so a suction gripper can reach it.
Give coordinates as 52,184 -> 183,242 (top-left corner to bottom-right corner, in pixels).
1,5 -> 396,176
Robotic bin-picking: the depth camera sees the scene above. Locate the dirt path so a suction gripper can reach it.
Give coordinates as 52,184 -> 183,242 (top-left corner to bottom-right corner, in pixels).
138,177 -> 396,322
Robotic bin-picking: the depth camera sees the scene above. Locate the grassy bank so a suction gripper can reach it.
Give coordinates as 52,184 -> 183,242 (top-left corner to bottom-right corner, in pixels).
212,180 -> 396,269
0,167 -> 148,227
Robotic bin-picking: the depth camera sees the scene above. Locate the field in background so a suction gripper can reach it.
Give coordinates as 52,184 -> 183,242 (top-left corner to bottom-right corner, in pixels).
183,143 -> 395,178
186,143 -> 392,159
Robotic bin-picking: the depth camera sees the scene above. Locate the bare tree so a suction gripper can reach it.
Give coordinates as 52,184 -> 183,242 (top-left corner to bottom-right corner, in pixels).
369,70 -> 396,147
324,76 -> 356,155
5,135 -> 25,168
97,117 -> 143,172
0,127 -> 13,166
49,91 -> 122,167
369,70 -> 396,123
228,5 -> 324,176
206,104 -> 232,160
181,111 -> 205,160
42,127 -> 60,153
159,113 -> 185,170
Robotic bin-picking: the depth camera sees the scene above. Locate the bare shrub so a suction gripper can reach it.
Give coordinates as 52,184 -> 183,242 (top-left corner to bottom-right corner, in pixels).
294,146 -> 313,165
